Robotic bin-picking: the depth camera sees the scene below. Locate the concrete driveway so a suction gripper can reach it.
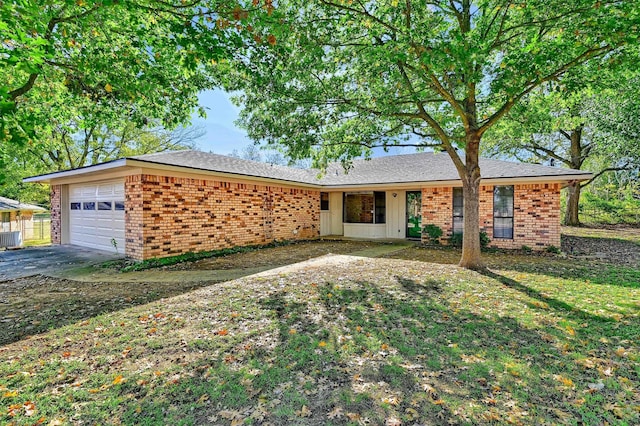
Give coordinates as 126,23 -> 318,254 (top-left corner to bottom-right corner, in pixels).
0,245 -> 123,281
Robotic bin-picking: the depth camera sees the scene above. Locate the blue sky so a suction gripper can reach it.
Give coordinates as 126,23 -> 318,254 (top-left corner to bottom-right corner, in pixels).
191,89 -> 251,154
192,89 -> 420,158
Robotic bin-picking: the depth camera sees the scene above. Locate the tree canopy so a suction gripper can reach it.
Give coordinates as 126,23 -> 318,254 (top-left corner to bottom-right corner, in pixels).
483,62 -> 640,225
219,0 -> 640,268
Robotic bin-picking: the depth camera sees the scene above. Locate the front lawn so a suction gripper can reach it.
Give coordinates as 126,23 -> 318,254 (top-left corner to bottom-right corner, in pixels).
1,247 -> 638,425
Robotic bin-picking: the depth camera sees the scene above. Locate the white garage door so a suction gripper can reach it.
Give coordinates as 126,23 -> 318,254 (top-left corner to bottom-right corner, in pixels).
69,180 -> 125,253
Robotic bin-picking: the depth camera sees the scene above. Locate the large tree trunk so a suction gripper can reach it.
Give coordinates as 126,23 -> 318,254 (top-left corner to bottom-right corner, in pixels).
564,181 -> 581,226
565,128 -> 584,226
458,134 -> 484,270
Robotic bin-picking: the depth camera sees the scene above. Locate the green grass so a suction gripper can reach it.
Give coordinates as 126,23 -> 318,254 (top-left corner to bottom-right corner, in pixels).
1,246 -> 639,425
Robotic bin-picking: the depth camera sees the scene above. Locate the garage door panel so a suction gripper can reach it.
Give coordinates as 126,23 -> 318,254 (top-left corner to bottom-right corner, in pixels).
69,180 -> 125,253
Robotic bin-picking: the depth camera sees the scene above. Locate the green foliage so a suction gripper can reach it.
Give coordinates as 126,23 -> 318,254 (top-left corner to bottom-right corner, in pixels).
422,224 -> 443,245
449,231 -> 491,250
0,0 -> 243,181
219,0 -> 639,267
579,191 -> 640,224
545,245 -> 561,254
521,245 -> 533,253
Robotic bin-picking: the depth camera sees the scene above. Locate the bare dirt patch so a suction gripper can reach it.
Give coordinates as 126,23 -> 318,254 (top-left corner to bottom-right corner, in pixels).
561,225 -> 640,267
162,239 -> 383,271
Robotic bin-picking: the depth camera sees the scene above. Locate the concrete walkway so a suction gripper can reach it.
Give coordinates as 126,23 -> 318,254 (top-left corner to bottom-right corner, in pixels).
0,245 -> 122,281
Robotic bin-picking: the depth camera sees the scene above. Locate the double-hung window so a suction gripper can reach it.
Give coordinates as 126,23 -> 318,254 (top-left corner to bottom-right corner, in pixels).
493,186 -> 514,239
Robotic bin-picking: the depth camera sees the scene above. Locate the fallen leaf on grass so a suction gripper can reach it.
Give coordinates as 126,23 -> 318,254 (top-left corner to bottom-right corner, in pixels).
382,396 -> 400,406
218,409 -> 244,425
3,390 -> 18,398
615,347 -> 628,357
405,407 -> 419,421
24,400 -> 36,416
346,412 -> 361,421
386,417 -> 402,426
554,375 -> 574,388
112,375 -> 125,385
327,406 -> 343,419
296,405 -> 311,417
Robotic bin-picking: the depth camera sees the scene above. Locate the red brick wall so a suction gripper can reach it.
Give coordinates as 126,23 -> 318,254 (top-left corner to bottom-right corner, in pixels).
421,183 -> 561,250
50,185 -> 61,244
125,174 -> 320,260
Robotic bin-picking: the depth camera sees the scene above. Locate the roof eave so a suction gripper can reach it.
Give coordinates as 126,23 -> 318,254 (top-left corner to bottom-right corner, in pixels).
23,159 -> 128,183
319,173 -> 594,190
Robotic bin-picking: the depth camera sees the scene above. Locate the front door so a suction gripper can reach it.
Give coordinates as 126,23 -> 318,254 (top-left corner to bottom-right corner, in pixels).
406,191 -> 422,239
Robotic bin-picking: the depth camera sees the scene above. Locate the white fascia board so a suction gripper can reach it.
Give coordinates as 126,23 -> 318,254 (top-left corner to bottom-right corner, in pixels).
321,173 -> 594,191
23,159 -> 128,183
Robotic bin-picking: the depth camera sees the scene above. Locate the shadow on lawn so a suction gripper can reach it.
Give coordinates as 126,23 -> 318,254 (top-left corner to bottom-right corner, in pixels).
388,245 -> 640,289
3,273 -> 637,425
0,275 -> 221,346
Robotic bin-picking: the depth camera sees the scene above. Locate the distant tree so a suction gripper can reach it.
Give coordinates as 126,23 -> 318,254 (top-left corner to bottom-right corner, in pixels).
219,0 -> 639,268
1,123 -> 203,207
230,144 -> 263,162
229,144 -> 311,168
483,67 -> 640,225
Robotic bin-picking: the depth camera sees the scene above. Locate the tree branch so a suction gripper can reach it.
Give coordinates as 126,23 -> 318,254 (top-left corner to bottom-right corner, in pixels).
581,163 -> 630,188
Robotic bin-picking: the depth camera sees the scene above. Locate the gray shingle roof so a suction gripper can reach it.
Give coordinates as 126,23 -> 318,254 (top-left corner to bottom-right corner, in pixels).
24,149 -> 592,186
317,152 -> 590,186
131,150 -> 317,184
0,196 -> 47,212
131,150 -> 591,186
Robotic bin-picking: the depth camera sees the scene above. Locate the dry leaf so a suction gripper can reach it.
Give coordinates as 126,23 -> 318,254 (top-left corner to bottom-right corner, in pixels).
296,405 -> 311,417
327,406 -> 344,419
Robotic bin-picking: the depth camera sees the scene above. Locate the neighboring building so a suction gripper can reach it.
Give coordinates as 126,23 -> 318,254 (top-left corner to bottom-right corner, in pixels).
24,150 -> 592,259
0,196 -> 47,246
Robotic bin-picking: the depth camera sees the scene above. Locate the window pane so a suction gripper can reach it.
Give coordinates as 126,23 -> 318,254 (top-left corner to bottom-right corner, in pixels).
114,201 -> 125,211
374,191 -> 386,224
98,201 -> 112,211
453,217 -> 464,234
70,202 -> 81,210
452,188 -> 464,232
320,192 -> 329,211
494,218 -> 513,239
494,186 -> 514,217
83,202 -> 95,210
344,193 -> 374,223
493,186 -> 514,239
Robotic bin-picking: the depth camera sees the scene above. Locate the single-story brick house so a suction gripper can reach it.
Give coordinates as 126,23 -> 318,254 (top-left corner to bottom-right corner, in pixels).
24,150 -> 591,259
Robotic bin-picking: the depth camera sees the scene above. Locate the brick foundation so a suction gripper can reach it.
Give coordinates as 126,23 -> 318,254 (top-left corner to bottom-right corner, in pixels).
421,183 -> 561,250
50,185 -> 62,244
125,174 -> 320,260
